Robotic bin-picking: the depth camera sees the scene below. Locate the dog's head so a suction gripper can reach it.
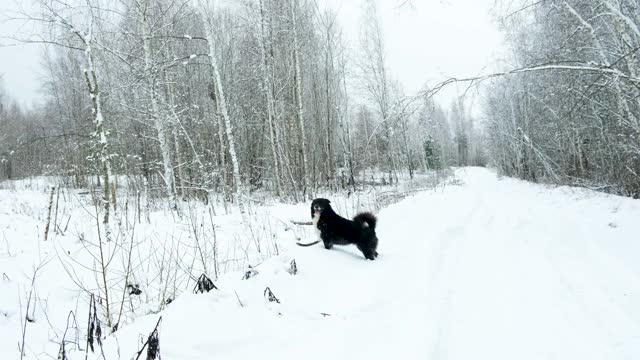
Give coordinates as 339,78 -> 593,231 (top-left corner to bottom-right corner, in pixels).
310,198 -> 331,218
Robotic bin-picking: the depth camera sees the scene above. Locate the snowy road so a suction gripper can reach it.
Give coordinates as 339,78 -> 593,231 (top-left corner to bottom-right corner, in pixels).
393,167 -> 640,359
97,167 -> 640,360
390,167 -> 640,360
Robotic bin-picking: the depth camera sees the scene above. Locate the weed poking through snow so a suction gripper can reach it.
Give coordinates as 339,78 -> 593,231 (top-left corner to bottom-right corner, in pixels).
134,316 -> 162,360
264,287 -> 280,303
242,265 -> 259,280
127,284 -> 142,295
85,294 -> 105,358
288,259 -> 297,275
193,274 -> 218,293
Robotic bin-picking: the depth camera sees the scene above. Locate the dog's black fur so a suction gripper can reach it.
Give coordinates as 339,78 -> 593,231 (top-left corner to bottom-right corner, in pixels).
298,198 -> 379,260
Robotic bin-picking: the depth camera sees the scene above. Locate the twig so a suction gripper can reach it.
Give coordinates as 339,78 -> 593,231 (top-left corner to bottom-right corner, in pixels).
63,215 -> 72,233
54,187 -> 60,234
20,262 -> 47,359
44,186 -> 55,241
114,220 -> 137,332
208,207 -> 219,279
85,294 -> 93,360
59,310 -> 79,359
234,291 -> 244,307
20,280 -> 35,359
420,60 -> 640,100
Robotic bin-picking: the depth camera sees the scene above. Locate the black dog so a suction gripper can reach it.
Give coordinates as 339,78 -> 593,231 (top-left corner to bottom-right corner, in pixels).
297,198 -> 379,260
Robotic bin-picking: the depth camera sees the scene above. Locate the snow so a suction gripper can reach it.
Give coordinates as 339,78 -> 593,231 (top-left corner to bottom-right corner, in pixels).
2,167 -> 640,359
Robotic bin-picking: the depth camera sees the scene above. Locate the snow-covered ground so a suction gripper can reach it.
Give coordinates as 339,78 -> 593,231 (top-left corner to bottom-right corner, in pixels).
2,167 -> 640,359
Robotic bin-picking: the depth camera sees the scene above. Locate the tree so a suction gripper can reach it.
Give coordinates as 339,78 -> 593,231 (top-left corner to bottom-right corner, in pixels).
358,0 -> 393,175
257,0 -> 283,198
485,0 -> 640,196
290,0 -> 311,199
33,0 -> 116,327
199,0 -> 244,209
136,0 -> 181,213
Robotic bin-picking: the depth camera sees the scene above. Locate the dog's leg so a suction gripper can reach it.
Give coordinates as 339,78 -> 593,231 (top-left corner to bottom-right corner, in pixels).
320,232 -> 333,250
357,244 -> 376,260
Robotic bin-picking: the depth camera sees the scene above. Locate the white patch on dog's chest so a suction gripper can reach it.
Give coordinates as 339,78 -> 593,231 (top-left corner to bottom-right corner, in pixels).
312,213 -> 321,237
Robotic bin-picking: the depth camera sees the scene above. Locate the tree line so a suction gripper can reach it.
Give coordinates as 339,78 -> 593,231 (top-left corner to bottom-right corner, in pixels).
1,0 -> 482,207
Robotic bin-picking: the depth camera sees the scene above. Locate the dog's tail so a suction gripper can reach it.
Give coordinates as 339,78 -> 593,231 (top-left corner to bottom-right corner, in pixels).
353,212 -> 377,230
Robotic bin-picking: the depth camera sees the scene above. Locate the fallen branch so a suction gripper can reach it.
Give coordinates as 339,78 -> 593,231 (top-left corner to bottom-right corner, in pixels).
290,220 -> 312,226
420,58 -> 640,99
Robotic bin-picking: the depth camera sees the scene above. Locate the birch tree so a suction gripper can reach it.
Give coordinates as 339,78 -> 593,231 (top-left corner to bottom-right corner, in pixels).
258,0 -> 283,198
290,0 -> 311,199
198,0 -> 244,208
33,0 -> 116,327
136,0 -> 180,213
357,0 -> 401,181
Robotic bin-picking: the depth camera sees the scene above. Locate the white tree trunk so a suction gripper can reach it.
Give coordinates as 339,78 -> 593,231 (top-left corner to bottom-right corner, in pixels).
213,94 -> 230,211
141,6 -> 178,213
200,5 -> 243,208
78,18 -> 113,328
84,47 -> 112,241
259,0 -> 282,198
290,0 -> 311,199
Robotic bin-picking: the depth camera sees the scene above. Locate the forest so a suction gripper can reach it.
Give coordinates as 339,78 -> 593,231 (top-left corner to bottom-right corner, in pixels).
486,0 -> 640,198
0,0 -> 483,216
1,1 -> 640,359
2,0 -> 637,208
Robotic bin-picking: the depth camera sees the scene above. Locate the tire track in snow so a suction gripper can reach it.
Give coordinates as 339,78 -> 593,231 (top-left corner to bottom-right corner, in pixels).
423,184 -> 485,360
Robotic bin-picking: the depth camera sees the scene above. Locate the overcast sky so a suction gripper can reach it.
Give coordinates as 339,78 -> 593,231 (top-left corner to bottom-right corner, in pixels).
0,0 -> 43,108
329,0 -> 506,115
0,0 -> 506,113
